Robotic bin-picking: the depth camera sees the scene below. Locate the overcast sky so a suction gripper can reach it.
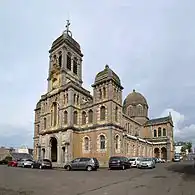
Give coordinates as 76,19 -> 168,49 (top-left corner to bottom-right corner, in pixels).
1,0 -> 195,148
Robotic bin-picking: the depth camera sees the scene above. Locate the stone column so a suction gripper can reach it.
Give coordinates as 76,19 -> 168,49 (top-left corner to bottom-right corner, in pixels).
57,145 -> 61,165
67,88 -> 74,126
62,47 -> 67,69
65,145 -> 68,163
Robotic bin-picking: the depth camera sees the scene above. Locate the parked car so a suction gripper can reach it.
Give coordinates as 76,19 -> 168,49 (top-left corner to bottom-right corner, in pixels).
161,159 -> 166,163
31,159 -> 52,169
17,159 -> 33,168
109,156 -> 131,170
137,157 -> 155,169
173,156 -> 181,162
8,160 -> 18,167
151,157 -> 156,163
128,157 -> 142,168
64,157 -> 99,171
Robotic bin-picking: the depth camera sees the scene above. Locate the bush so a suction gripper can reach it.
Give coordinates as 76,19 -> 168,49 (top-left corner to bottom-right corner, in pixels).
0,156 -> 12,165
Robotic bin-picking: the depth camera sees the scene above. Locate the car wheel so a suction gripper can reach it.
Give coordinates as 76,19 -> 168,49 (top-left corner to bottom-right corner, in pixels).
31,164 -> 34,169
23,164 -> 25,168
122,165 -> 125,170
66,165 -> 71,171
86,166 -> 92,172
39,165 -> 42,169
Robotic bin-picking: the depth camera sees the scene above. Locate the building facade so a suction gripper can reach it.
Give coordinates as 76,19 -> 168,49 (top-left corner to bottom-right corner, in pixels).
33,22 -> 174,167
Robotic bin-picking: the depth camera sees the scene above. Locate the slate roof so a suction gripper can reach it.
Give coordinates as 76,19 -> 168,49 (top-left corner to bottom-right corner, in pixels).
11,153 -> 33,161
145,116 -> 173,126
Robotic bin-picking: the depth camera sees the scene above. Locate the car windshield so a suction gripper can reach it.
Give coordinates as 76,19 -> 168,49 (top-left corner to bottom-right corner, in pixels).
141,158 -> 152,161
129,159 -> 136,161
110,157 -> 121,160
43,159 -> 50,162
26,159 -> 33,161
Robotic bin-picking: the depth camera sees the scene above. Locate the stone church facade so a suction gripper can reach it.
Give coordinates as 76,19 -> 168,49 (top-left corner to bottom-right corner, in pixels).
33,22 -> 174,167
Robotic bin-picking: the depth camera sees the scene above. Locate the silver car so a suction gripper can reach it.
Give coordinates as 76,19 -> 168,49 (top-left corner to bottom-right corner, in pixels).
17,159 -> 33,168
137,157 -> 155,169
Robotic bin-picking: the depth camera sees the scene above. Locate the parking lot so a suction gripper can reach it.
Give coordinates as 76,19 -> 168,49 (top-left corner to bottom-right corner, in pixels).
0,162 -> 195,195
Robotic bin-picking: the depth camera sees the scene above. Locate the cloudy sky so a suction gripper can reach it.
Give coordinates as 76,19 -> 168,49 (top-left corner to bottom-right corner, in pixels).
1,0 -> 195,148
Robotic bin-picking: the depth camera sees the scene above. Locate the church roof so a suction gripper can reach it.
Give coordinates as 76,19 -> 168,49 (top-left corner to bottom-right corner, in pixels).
145,116 -> 173,126
50,33 -> 83,56
93,65 -> 123,88
123,89 -> 148,108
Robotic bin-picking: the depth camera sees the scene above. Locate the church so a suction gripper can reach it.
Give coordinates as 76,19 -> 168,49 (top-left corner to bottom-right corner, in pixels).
33,21 -> 174,167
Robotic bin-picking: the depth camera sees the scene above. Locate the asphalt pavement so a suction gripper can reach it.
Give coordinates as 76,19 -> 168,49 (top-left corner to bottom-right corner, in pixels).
0,161 -> 195,195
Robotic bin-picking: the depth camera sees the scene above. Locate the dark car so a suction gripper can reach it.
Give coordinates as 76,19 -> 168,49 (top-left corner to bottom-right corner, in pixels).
31,159 -> 52,169
64,157 -> 99,171
109,156 -> 131,170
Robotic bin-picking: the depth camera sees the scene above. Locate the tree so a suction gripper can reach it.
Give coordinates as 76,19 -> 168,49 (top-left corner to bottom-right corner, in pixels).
185,142 -> 192,153
181,146 -> 186,153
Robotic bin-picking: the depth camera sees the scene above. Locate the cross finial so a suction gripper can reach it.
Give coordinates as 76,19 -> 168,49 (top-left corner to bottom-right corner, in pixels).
65,20 -> 70,32
63,19 -> 72,37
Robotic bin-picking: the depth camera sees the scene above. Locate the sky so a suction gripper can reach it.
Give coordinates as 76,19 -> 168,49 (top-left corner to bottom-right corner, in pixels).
1,0 -> 195,148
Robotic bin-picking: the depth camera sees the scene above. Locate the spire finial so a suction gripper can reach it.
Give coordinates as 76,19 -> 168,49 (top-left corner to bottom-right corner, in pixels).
133,89 -> 136,92
63,19 -> 72,37
105,64 -> 109,69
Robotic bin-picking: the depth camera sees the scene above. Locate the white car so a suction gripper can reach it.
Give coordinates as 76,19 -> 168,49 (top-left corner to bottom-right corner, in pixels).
128,157 -> 142,167
137,157 -> 156,169
17,159 -> 33,168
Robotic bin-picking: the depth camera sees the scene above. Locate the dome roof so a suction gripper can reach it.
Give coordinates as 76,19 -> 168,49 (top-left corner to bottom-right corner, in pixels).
94,65 -> 122,86
123,89 -> 148,107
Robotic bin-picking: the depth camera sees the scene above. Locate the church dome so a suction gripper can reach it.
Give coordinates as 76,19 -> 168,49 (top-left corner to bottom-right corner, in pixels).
123,89 -> 148,107
94,65 -> 122,86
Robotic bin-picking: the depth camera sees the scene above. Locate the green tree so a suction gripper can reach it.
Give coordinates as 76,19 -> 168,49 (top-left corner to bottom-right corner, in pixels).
181,146 -> 186,153
185,142 -> 192,153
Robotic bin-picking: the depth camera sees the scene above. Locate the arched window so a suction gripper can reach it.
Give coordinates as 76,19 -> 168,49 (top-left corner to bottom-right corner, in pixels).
128,106 -> 133,116
77,95 -> 79,105
100,135 -> 105,149
137,104 -> 143,115
163,128 -> 166,136
73,111 -> 78,125
59,54 -> 62,67
158,127 -> 162,137
64,111 -> 68,124
67,52 -> 71,70
88,109 -> 93,123
115,135 -> 119,150
115,106 -> 118,122
154,129 -> 157,137
100,106 -> 106,120
99,89 -> 102,99
103,87 -> 106,98
51,102 -> 58,126
82,111 -> 87,125
43,118 -> 47,129
66,93 -> 69,104
74,94 -> 76,104
73,57 -> 77,75
84,137 -> 89,151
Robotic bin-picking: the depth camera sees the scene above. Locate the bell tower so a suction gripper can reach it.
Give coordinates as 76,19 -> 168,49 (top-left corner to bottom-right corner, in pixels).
47,20 -> 83,92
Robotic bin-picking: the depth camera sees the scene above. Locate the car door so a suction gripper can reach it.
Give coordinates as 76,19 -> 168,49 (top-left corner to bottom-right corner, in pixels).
78,158 -> 89,170
71,158 -> 80,170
